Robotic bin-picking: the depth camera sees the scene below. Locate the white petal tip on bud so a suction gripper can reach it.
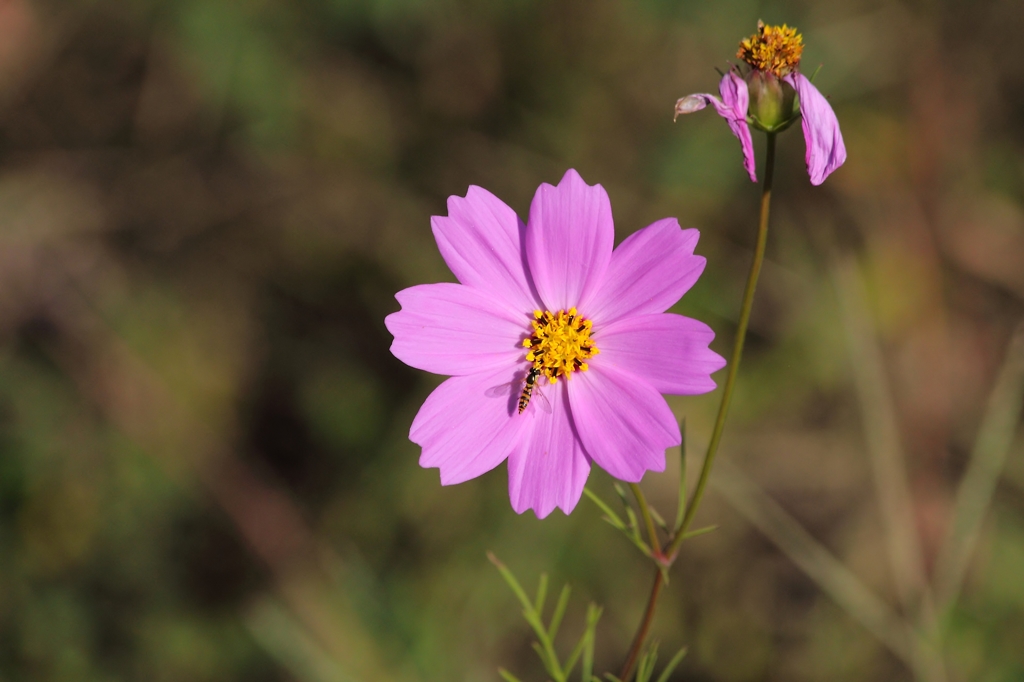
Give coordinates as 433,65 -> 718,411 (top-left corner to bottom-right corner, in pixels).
674,95 -> 708,120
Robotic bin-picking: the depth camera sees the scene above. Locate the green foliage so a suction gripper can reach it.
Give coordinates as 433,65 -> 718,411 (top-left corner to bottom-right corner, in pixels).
489,553 -> 602,682
489,554 -> 689,682
629,642 -> 687,682
583,486 -> 655,561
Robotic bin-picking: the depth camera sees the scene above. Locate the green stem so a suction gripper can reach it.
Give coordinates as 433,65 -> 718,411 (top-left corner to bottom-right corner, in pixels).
629,483 -> 663,557
618,133 -> 777,681
669,132 -> 776,556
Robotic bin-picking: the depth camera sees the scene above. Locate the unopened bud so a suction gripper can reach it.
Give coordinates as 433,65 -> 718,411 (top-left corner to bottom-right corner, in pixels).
746,71 -> 797,132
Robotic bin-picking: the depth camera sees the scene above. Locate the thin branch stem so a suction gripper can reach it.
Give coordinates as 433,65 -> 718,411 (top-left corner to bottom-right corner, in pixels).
618,569 -> 665,681
618,134 -> 777,681
630,483 -> 663,557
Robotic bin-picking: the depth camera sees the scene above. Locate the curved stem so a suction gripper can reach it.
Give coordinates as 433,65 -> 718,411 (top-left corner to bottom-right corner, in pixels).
669,131 -> 776,556
618,134 -> 777,681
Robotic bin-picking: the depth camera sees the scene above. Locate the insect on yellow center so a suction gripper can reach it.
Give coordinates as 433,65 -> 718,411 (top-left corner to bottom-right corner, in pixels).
522,308 -> 599,383
737,21 -> 803,77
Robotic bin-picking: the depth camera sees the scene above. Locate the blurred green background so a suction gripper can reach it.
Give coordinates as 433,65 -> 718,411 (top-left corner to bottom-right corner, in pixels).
0,0 -> 1022,680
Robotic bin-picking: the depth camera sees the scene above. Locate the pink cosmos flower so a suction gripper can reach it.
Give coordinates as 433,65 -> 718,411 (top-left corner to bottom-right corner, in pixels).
385,170 -> 725,518
675,22 -> 846,186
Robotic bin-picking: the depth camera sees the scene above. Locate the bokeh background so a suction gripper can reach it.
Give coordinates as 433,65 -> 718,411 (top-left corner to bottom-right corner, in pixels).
0,0 -> 1022,680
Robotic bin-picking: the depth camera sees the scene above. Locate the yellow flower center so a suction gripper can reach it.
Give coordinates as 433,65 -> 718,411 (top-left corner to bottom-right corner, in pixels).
522,308 -> 599,383
737,21 -> 803,77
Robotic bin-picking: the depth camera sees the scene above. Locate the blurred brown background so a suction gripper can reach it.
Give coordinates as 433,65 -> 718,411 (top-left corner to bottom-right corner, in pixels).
0,0 -> 1021,680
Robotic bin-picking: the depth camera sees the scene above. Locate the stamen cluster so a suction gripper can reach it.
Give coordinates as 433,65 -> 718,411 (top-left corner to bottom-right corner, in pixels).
737,21 -> 803,77
523,308 -> 599,383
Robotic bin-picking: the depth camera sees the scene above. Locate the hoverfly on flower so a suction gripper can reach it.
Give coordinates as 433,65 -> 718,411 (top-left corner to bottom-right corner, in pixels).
485,365 -> 552,415
516,365 -> 547,414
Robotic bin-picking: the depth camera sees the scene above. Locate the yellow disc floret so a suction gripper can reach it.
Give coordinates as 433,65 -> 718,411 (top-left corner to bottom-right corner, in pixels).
522,308 -> 599,383
737,21 -> 803,77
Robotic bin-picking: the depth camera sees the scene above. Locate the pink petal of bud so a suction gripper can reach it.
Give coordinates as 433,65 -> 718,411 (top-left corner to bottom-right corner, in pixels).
674,72 -> 757,183
785,72 -> 846,185
717,72 -> 758,183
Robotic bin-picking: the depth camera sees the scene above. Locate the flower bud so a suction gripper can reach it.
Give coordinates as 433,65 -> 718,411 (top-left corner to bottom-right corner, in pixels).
746,70 -> 796,132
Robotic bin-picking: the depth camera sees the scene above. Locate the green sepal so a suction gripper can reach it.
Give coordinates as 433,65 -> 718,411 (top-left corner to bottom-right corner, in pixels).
749,111 -> 801,134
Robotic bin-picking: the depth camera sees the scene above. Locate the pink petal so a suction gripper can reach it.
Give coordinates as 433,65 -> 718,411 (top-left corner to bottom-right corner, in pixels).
567,364 -> 679,482
386,283 -> 527,376
582,219 -> 706,323
432,186 -> 539,314
786,73 -> 846,186
718,72 -> 758,183
525,169 -> 614,312
595,313 -> 725,395
507,381 -> 592,518
412,365 -> 531,485
674,73 -> 757,183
